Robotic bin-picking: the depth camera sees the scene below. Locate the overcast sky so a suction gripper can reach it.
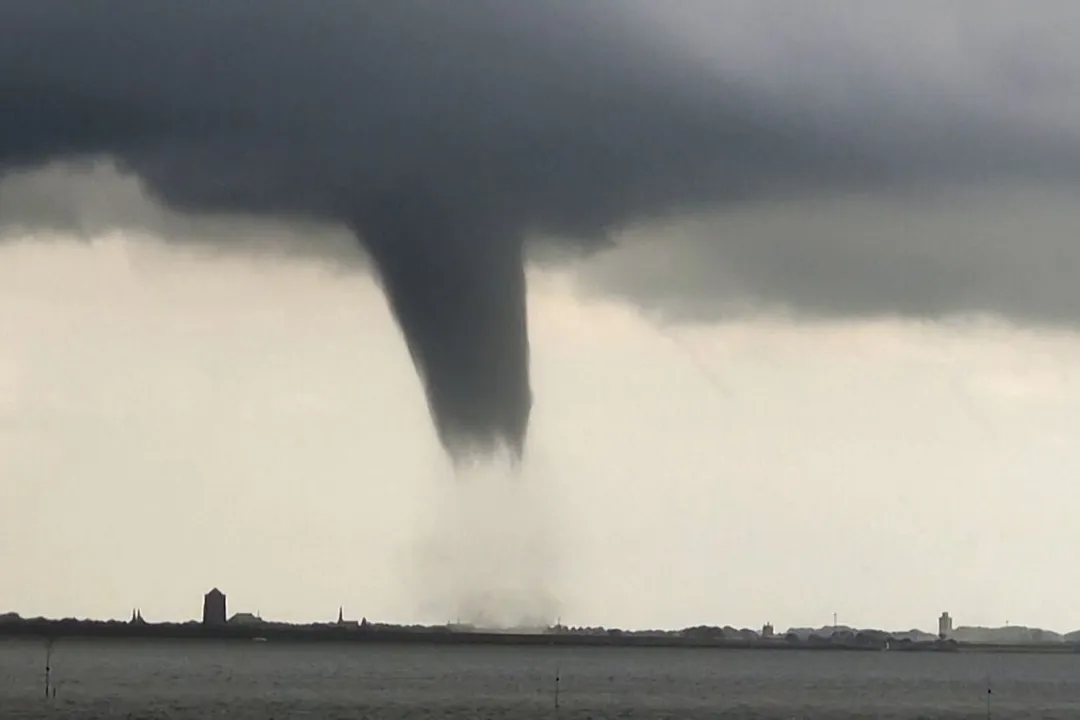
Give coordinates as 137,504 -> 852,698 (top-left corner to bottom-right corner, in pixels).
2,231 -> 1079,633
3,1 -> 1080,633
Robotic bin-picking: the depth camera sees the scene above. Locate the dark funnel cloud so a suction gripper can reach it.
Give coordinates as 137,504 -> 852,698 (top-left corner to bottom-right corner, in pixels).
3,1 -> 1080,457
353,201 -> 530,458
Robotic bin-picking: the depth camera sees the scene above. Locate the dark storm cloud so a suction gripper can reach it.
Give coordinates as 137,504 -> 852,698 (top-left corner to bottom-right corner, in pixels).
576,0 -> 1080,326
2,1 -> 1079,457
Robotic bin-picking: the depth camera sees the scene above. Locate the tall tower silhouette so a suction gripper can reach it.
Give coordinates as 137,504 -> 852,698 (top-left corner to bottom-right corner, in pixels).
202,588 -> 226,626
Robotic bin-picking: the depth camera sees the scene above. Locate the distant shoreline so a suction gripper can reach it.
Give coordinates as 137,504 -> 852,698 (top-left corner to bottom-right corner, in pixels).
2,619 -> 1077,654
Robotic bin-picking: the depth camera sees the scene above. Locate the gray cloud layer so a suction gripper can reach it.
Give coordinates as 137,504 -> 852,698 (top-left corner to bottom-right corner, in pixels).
2,1 -> 1079,457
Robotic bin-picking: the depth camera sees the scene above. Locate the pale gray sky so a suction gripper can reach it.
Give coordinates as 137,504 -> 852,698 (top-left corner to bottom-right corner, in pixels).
2,231 -> 1079,633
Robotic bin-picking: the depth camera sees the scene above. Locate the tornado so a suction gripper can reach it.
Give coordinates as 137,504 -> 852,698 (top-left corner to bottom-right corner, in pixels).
354,200 -> 531,460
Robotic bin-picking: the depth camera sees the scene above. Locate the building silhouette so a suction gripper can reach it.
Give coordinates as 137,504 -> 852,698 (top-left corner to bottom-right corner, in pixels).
228,612 -> 262,626
203,588 -> 227,627
336,606 -> 360,629
938,611 -> 953,639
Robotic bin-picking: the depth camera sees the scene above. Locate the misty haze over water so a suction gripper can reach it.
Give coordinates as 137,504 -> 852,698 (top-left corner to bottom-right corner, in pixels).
4,639 -> 1080,718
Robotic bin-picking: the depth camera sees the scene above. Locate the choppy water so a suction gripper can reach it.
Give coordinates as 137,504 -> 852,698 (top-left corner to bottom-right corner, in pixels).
2,638 -> 1080,718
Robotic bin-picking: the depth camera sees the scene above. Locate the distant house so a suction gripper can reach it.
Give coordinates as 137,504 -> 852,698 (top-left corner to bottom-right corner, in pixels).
228,612 -> 263,626
203,588 -> 227,627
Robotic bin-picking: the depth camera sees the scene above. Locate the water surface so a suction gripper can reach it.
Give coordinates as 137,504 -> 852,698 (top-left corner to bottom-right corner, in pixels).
2,638 -> 1078,718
